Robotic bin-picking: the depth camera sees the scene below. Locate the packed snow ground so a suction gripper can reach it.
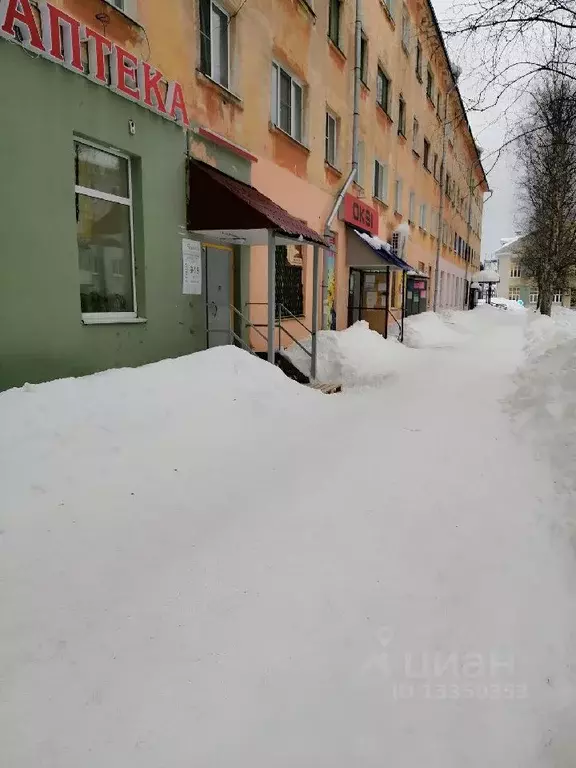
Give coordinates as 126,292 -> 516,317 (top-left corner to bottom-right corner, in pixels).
2,307 -> 576,767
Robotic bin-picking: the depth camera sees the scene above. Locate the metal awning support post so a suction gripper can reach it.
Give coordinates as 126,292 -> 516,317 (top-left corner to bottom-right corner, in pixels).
311,245 -> 320,380
400,270 -> 407,343
267,230 -> 276,363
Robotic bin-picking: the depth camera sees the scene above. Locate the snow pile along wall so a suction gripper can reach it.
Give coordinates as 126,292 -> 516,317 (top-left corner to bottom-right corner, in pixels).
403,311 -> 465,348
284,321 -> 417,386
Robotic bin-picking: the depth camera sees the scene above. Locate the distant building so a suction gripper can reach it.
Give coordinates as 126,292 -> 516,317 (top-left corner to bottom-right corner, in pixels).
493,236 -> 572,307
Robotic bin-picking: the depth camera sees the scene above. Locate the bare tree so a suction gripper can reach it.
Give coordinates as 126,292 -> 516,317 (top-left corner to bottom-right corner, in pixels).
516,75 -> 576,314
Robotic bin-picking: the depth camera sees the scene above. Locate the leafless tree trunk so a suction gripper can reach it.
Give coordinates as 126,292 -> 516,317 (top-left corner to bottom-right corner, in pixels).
516,76 -> 576,315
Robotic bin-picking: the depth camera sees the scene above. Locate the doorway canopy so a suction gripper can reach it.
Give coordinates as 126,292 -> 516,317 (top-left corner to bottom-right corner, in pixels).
187,159 -> 330,378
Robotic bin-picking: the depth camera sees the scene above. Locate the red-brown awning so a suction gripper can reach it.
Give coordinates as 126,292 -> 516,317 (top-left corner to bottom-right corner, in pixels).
187,159 -> 329,248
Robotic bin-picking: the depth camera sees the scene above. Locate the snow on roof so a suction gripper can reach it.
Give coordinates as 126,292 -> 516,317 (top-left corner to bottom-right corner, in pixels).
473,269 -> 500,283
356,230 -> 393,254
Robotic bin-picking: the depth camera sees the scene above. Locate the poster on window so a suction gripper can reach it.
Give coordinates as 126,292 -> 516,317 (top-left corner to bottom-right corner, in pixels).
182,239 -> 202,295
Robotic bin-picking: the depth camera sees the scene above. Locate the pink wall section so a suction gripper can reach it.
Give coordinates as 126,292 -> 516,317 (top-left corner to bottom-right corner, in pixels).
248,157 -> 348,349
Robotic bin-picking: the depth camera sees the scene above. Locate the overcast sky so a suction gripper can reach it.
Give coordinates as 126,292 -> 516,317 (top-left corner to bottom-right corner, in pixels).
431,0 -> 520,259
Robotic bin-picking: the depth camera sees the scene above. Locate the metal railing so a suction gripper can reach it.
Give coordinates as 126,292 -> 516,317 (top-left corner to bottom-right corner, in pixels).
246,302 -> 313,360
206,304 -> 267,355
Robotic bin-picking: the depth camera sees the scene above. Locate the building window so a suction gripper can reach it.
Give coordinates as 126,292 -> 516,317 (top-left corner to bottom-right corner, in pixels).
419,203 -> 427,230
377,67 -> 391,113
409,190 -> 415,223
401,5 -> 410,52
553,292 -> 563,303
271,63 -> 303,142
394,178 -> 403,214
436,90 -> 442,116
530,292 -> 539,304
423,138 -> 430,169
75,141 -> 136,318
415,40 -> 422,81
426,66 -> 434,101
325,111 -> 338,166
398,95 -> 406,136
360,32 -> 368,84
509,288 -> 520,301
445,172 -> 451,199
433,152 -> 438,179
382,0 -> 395,20
328,0 -> 341,47
199,0 -> 230,88
510,263 -> 521,278
412,116 -> 419,152
373,160 -> 388,202
275,245 -> 304,317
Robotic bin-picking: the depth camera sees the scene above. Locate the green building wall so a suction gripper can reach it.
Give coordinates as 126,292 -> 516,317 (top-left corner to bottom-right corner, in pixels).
0,42 -> 208,391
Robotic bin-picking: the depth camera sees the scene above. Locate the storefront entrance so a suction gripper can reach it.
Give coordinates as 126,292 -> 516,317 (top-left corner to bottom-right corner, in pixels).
348,268 -> 389,334
405,277 -> 428,317
205,245 -> 234,348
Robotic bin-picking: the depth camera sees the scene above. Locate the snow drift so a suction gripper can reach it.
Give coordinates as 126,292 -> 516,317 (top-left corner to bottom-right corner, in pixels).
403,311 -> 465,348
284,320 -> 417,386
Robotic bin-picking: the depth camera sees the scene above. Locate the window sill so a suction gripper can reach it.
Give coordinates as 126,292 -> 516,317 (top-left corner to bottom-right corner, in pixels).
195,70 -> 243,106
402,42 -> 410,56
361,79 -> 370,92
376,103 -> 393,123
373,196 -> 388,208
269,123 -> 310,153
297,0 -> 316,20
327,37 -> 346,60
82,316 -> 147,326
424,165 -> 431,174
416,73 -> 423,84
353,181 -> 365,194
394,211 -> 403,219
427,95 -> 435,107
325,161 -> 342,178
102,1 -> 144,29
380,2 -> 396,29
397,131 -> 407,142
412,149 -> 420,158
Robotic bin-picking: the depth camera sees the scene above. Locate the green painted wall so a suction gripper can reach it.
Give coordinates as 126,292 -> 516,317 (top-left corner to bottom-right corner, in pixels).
0,42 -> 206,391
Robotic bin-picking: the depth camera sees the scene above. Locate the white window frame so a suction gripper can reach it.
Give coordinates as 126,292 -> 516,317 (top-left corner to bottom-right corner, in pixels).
419,202 -> 427,231
401,5 -> 410,51
377,66 -> 391,114
553,292 -> 563,303
394,178 -> 403,214
271,62 -> 304,143
373,159 -> 388,202
412,116 -> 419,152
200,0 -> 231,88
75,138 -> 137,323
325,111 -> 338,166
509,288 -> 521,301
529,292 -> 539,304
510,263 -> 521,278
408,190 -> 415,223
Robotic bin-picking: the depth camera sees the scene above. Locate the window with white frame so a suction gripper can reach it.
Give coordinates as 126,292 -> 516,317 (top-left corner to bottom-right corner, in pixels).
412,116 -> 419,152
419,203 -> 427,230
382,0 -> 395,20
553,292 -> 563,303
75,141 -> 136,317
377,67 -> 391,113
199,0 -> 230,88
415,40 -> 422,80
394,178 -> 403,214
426,65 -> 434,101
401,5 -> 410,51
408,190 -> 415,223
328,0 -> 342,47
509,288 -> 520,301
325,111 -> 338,166
529,292 -> 539,304
398,94 -> 406,136
510,263 -> 521,278
360,31 -> 368,84
373,159 -> 388,202
271,62 -> 303,142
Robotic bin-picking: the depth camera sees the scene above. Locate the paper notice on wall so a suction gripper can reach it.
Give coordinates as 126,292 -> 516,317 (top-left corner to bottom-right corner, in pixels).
366,291 -> 377,308
182,239 -> 202,295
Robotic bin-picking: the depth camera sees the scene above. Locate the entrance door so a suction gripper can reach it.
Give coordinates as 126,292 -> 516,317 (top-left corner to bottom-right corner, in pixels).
205,245 -> 233,347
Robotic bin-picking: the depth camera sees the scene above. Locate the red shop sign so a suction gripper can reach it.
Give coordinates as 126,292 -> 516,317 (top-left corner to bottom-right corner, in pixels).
341,194 -> 379,235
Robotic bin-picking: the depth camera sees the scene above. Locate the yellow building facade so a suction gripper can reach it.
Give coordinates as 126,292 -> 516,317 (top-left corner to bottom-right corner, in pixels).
19,0 -> 487,347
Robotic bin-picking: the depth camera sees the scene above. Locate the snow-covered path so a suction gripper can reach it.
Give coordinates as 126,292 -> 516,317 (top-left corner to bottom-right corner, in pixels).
1,309 -> 576,767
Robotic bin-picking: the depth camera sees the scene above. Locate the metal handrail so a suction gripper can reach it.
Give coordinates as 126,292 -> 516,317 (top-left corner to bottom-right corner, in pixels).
229,303 -> 268,343
276,325 -> 312,358
276,303 -> 311,334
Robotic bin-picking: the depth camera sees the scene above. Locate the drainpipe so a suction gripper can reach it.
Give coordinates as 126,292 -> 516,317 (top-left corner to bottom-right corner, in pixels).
432,97 -> 447,312
464,165 -> 473,309
325,0 -> 362,233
